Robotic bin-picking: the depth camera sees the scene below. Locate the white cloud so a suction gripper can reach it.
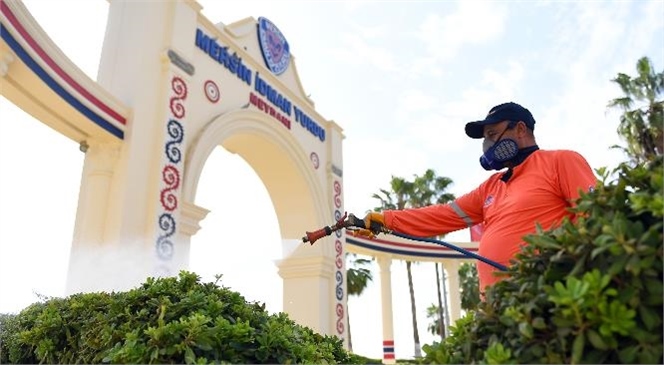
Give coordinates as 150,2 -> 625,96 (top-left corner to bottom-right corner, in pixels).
331,32 -> 398,71
536,0 -> 663,172
481,61 -> 524,96
415,1 -> 508,63
395,88 -> 439,116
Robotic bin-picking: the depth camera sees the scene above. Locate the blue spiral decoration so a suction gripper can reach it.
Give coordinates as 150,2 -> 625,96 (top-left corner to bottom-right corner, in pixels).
335,271 -> 344,300
155,264 -> 171,278
156,213 -> 176,260
334,209 -> 342,237
165,119 -> 184,164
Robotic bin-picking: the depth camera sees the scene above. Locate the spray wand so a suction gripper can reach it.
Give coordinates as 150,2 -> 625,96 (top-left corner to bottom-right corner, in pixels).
302,212 -> 507,271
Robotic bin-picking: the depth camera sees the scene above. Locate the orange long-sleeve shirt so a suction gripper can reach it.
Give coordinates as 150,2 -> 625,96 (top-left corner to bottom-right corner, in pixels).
383,149 -> 596,291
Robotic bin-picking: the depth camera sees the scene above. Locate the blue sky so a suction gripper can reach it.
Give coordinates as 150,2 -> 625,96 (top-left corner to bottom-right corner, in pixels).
1,0 -> 663,360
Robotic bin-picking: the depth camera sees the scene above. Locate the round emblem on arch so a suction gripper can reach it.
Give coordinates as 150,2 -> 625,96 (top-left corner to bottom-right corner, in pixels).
310,152 -> 320,169
257,17 -> 290,75
204,80 -> 220,103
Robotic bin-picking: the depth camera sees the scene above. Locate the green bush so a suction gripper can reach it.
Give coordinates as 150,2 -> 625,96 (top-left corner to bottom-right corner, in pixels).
423,157 -> 663,364
0,271 -> 361,364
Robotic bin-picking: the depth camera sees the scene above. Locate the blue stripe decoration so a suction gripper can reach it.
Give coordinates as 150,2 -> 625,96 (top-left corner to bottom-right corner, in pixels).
383,346 -> 394,352
346,237 -> 474,259
0,23 -> 124,139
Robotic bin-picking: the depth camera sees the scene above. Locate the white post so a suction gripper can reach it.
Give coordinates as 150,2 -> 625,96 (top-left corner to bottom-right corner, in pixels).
377,256 -> 396,364
446,260 -> 462,324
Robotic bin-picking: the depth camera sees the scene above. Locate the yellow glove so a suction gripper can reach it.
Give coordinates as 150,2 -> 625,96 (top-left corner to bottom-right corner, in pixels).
363,212 -> 386,232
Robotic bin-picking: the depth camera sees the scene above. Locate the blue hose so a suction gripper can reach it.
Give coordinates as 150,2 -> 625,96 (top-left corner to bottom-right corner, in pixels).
386,230 -> 508,271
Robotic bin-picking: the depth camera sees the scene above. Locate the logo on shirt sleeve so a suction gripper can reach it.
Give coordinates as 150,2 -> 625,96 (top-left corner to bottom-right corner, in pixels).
484,195 -> 494,207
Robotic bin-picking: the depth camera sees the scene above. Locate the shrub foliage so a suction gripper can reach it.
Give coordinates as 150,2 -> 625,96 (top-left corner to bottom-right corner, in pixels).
0,272 -> 360,364
423,157 -> 663,364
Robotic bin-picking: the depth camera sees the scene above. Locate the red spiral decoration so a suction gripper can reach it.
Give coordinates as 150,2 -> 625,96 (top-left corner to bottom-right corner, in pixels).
160,165 -> 180,211
333,181 -> 342,208
169,76 -> 187,118
336,303 -> 345,334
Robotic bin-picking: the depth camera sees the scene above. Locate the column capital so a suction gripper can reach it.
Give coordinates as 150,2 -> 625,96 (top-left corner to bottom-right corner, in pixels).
377,256 -> 392,271
82,141 -> 121,173
0,50 -> 15,77
179,201 -> 210,237
277,255 -> 335,279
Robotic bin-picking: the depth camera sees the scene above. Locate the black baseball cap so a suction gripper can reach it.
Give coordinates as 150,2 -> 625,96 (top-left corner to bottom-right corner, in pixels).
465,102 -> 536,139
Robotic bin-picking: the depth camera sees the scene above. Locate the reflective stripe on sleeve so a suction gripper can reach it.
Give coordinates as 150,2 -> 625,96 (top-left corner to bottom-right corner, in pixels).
449,201 -> 474,227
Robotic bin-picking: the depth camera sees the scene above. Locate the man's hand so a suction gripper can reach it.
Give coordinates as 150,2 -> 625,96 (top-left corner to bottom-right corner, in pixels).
363,212 -> 385,232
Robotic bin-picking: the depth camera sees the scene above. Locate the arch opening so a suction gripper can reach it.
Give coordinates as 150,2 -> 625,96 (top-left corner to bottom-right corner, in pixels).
190,146 -> 283,314
185,110 -> 331,316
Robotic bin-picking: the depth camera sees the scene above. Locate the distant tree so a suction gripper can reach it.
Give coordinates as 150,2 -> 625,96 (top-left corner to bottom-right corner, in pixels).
434,263 -> 446,340
372,176 -> 419,356
411,169 -> 455,341
426,304 -> 444,337
458,262 -> 480,311
607,56 -> 663,163
373,169 -> 455,357
346,254 -> 374,352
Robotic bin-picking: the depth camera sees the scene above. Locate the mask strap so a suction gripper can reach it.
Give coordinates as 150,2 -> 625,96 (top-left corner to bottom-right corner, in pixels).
493,121 -> 517,142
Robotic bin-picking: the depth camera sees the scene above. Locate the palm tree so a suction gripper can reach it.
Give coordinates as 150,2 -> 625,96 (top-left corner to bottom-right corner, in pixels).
346,254 -> 374,352
372,176 -> 411,212
425,304 -> 444,337
372,176 -> 418,356
607,56 -> 663,163
434,263 -> 445,340
372,170 -> 455,358
410,169 -> 455,343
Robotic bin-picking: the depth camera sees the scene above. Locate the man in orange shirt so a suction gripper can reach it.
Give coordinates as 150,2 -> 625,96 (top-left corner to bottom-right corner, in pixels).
363,102 -> 597,292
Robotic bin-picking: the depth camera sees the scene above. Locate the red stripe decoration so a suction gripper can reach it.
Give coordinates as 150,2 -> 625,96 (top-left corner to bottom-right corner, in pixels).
0,0 -> 126,126
383,339 -> 395,359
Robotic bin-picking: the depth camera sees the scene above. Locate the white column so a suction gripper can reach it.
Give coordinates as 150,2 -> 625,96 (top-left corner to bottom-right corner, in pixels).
377,256 -> 396,364
445,260 -> 462,323
327,121 -> 348,346
277,254 -> 334,335
66,142 -> 120,294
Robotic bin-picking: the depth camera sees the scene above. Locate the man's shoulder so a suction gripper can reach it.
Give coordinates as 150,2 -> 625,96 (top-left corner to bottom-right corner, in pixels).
535,149 -> 587,161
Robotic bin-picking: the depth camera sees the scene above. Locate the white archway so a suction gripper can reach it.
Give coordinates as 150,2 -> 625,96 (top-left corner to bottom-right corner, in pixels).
183,109 -> 329,240
1,0 -> 349,343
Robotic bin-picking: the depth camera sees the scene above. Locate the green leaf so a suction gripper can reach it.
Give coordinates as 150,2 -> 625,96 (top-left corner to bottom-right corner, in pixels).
638,305 -> 662,331
590,245 -> 610,259
572,332 -> 585,364
184,346 -> 195,364
586,329 -> 608,350
531,317 -> 546,329
618,345 -> 640,363
518,322 -> 533,339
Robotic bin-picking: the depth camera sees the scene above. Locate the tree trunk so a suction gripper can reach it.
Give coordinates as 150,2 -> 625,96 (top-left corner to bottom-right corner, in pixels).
407,261 -> 422,358
441,267 -> 450,336
347,305 -> 353,352
435,263 -> 446,340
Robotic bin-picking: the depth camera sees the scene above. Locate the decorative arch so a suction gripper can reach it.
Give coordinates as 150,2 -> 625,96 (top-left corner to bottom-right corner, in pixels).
183,108 -> 330,241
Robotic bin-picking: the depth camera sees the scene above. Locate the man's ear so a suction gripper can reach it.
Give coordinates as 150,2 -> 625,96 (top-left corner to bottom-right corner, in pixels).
517,121 -> 528,136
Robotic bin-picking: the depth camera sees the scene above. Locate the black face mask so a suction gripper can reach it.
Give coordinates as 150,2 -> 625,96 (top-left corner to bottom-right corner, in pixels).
479,122 -> 519,171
